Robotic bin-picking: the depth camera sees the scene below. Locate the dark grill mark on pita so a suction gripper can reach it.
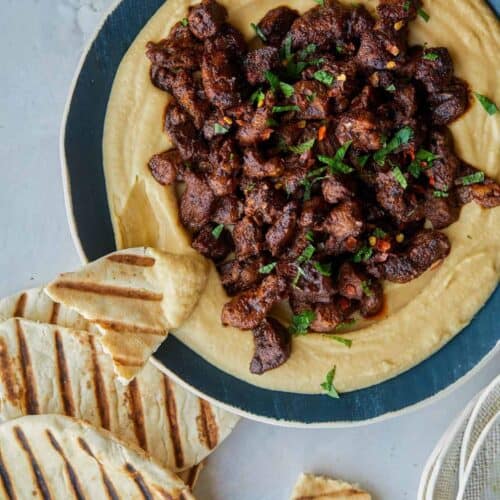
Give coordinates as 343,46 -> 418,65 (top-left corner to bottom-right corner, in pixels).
197,399 -> 219,450
125,463 -> 154,500
127,379 -> 148,451
295,490 -> 365,499
78,438 -> 119,500
53,281 -> 163,301
55,330 -> 75,417
15,320 -> 39,414
107,254 -> 156,267
0,448 -> 16,500
13,293 -> 27,317
14,426 -> 52,500
0,338 -> 19,404
88,336 -> 110,430
49,303 -> 60,324
46,430 -> 85,500
163,376 -> 184,469
184,463 -> 202,489
94,320 -> 165,336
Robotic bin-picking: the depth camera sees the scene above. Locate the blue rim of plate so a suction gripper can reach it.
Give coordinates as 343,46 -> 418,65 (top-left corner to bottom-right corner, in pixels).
62,0 -> 500,426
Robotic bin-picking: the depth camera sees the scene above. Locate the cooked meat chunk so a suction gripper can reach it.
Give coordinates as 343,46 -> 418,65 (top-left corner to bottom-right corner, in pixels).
148,149 -> 183,185
428,78 -> 469,125
360,279 -> 384,317
266,201 -> 298,256
244,47 -> 280,86
455,165 -> 500,209
244,181 -> 285,224
368,229 -> 451,283
376,0 -> 421,23
221,275 -> 287,329
250,318 -> 291,374
347,4 -> 375,39
292,80 -> 330,120
180,170 -> 215,232
257,6 -> 299,47
212,195 -> 243,224
426,128 -> 460,191
291,263 -> 336,304
336,110 -> 384,152
310,301 -> 345,332
191,225 -> 233,262
218,257 -> 264,296
338,262 -> 366,300
415,47 -> 454,93
393,83 -> 418,121
188,0 -> 227,40
423,191 -> 460,229
299,196 -> 329,231
322,175 -> 355,204
356,30 -> 400,72
206,138 -> 239,196
232,96 -> 275,146
323,200 -> 364,243
288,3 -> 348,51
164,102 -> 208,161
243,148 -> 284,179
233,216 -> 264,259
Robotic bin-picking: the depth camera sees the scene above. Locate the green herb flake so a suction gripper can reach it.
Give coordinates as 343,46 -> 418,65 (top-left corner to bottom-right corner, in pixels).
320,366 -> 340,399
373,228 -> 387,238
459,171 -> 485,186
353,246 -> 373,263
326,335 -> 352,348
251,22 -> 267,42
289,138 -> 316,154
385,84 -> 396,92
211,224 -> 224,239
392,166 -> 408,189
361,280 -> 373,297
318,140 -> 354,174
272,105 -> 301,114
290,310 -> 316,335
292,265 -> 306,287
298,44 -> 317,60
280,81 -> 295,98
265,71 -> 280,91
214,123 -> 229,135
297,244 -> 316,264
403,1 -> 410,12
336,319 -> 356,330
180,18 -> 189,27
433,190 -> 449,198
259,262 -> 277,274
313,261 -> 332,277
336,44 -> 344,54
313,70 -> 335,87
423,52 -> 439,61
306,92 -> 317,103
474,93 -> 498,116
374,126 -> 413,165
266,118 -> 279,127
416,149 -> 439,163
281,35 -> 293,61
418,8 -> 430,22
408,161 -> 422,179
314,0 -> 325,6
250,87 -> 265,106
306,230 -> 315,242
357,154 -> 370,168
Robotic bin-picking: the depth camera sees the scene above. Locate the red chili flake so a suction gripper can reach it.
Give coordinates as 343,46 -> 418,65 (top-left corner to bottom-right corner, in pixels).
377,240 -> 392,252
318,125 -> 327,141
428,175 -> 436,187
345,236 -> 358,251
339,297 -> 351,311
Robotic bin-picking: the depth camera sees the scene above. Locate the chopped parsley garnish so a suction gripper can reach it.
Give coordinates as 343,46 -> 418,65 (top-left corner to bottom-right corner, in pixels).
392,166 -> 408,189
298,43 -> 317,59
408,161 -> 422,179
336,44 -> 344,54
416,149 -> 439,163
385,84 -> 396,92
180,18 -> 189,27
290,310 -> 316,335
361,280 -> 373,297
321,366 -> 340,399
259,262 -> 277,274
265,71 -> 280,92
281,35 -> 293,61
314,0 -> 325,6
326,335 -> 352,348
251,22 -> 267,42
313,70 -> 335,87
336,319 -> 356,330
211,224 -> 224,239
250,87 -> 265,106
306,92 -> 317,103
474,93 -> 498,116
266,118 -> 279,127
289,138 -> 316,154
459,171 -> 485,186
244,182 -> 256,193
373,127 -> 413,165
357,154 -> 370,167
213,123 -> 229,135
423,52 -> 439,61
373,227 -> 387,238
433,190 -> 449,198
292,265 -> 306,287
272,105 -> 301,113
403,1 -> 410,12
306,230 -> 315,242
408,149 -> 439,178
353,246 -> 373,263
297,244 -> 316,264
318,140 -> 354,174
313,261 -> 332,277
418,8 -> 430,22
280,81 -> 295,98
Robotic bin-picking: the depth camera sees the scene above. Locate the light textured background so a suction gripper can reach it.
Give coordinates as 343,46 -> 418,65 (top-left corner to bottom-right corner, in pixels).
0,1 -> 498,498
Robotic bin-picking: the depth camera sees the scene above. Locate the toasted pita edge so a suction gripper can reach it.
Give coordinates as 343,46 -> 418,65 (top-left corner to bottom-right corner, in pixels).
291,473 -> 372,500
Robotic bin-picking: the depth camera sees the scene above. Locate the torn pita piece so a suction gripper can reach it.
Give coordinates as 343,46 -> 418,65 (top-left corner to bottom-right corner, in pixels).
291,473 -> 372,500
0,414 -> 194,499
0,318 -> 239,472
46,247 -> 209,382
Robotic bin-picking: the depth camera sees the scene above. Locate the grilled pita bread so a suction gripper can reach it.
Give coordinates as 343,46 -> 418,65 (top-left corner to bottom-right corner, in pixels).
291,473 -> 371,500
45,247 -> 209,381
0,414 -> 194,499
0,317 -> 238,472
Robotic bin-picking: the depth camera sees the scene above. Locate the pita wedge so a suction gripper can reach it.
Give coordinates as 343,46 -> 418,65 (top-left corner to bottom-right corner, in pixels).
0,317 -> 238,472
0,414 -> 194,499
46,247 -> 209,381
291,473 -> 371,500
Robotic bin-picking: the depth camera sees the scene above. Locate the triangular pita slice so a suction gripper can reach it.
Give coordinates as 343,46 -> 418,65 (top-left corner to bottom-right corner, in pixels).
0,414 -> 193,499
45,247 -> 209,381
0,317 -> 239,472
291,473 -> 372,500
